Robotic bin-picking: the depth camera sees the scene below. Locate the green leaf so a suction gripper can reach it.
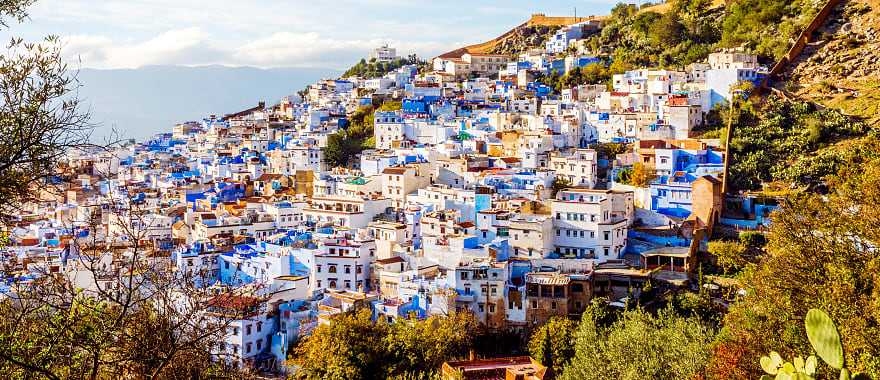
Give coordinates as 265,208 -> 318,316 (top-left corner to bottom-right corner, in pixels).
805,356 -> 817,375
851,373 -> 871,380
762,353 -> 783,374
805,309 -> 844,369
794,356 -> 805,373
840,368 -> 851,380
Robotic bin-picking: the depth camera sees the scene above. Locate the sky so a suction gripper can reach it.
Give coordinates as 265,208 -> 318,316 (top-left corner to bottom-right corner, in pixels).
1,0 -> 626,70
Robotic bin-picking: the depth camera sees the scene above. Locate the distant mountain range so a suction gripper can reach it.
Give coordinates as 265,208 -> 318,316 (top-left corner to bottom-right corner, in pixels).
74,65 -> 337,141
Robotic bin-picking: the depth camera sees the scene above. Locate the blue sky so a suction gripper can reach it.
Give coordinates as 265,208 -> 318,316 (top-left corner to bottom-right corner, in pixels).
1,0 -> 628,70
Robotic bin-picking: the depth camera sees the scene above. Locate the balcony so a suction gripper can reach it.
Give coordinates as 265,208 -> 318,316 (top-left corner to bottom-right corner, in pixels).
456,291 -> 475,302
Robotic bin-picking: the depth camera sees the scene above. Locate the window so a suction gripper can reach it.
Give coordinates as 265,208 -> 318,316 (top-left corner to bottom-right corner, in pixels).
551,301 -> 557,309
489,304 -> 496,313
530,300 -> 537,309
317,280 -> 322,288
344,266 -> 351,274
256,339 -> 263,350
356,265 -> 363,274
316,265 -> 322,273
246,343 -> 252,354
246,325 -> 252,335
256,322 -> 262,332
604,231 -> 610,240
328,265 -> 337,273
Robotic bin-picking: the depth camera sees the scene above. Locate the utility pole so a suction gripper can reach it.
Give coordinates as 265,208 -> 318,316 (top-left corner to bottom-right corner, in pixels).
720,94 -> 739,196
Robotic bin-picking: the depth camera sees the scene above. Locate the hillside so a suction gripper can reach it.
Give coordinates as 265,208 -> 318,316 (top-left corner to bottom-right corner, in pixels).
436,13 -> 604,59
781,0 -> 880,127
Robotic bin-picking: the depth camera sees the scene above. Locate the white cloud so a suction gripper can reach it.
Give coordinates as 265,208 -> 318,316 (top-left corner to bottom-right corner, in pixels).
64,28 -> 223,69
61,28 -> 458,70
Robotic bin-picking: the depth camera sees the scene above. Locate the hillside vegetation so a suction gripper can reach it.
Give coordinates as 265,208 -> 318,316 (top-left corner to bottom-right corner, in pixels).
783,0 -> 880,128
581,0 -> 824,69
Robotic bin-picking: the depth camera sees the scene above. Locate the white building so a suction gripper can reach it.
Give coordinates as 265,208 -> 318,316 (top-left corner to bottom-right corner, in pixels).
370,45 -> 398,62
549,149 -> 598,188
551,189 -> 633,262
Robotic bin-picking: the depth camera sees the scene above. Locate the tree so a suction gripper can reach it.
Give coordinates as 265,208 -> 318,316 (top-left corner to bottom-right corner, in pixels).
0,189 -> 248,379
384,313 -> 477,379
291,309 -> 477,380
561,306 -> 715,380
649,12 -> 685,47
0,1 -> 93,222
623,162 -> 656,187
708,240 -> 748,275
708,158 -> 880,379
325,105 -> 379,168
292,308 -> 389,380
2,3 -> 240,377
551,176 -> 572,197
528,317 -> 577,373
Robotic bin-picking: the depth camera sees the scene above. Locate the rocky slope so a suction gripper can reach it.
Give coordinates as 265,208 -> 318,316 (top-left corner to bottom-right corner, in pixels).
785,0 -> 880,127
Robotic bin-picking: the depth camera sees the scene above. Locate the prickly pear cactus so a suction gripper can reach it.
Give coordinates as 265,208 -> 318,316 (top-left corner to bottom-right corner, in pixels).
806,309 -> 844,370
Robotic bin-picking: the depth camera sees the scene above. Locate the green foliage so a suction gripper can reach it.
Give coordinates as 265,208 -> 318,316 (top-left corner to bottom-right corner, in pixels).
324,104 -> 388,168
708,159 -> 880,379
759,309 -> 873,380
582,0 -> 824,70
595,142 -> 628,159
528,317 -> 577,373
739,231 -> 767,249
377,101 -> 402,111
560,305 -> 715,380
551,176 -> 572,197
541,63 -> 612,93
583,0 -> 722,70
727,96 -> 871,191
0,296 -> 235,379
342,55 -> 421,79
291,309 -> 477,380
719,0 -> 820,63
708,240 -> 747,275
292,309 -> 388,379
759,351 -> 818,380
805,309 -> 844,370
617,162 -> 655,187
669,290 -> 725,327
384,313 -> 477,380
